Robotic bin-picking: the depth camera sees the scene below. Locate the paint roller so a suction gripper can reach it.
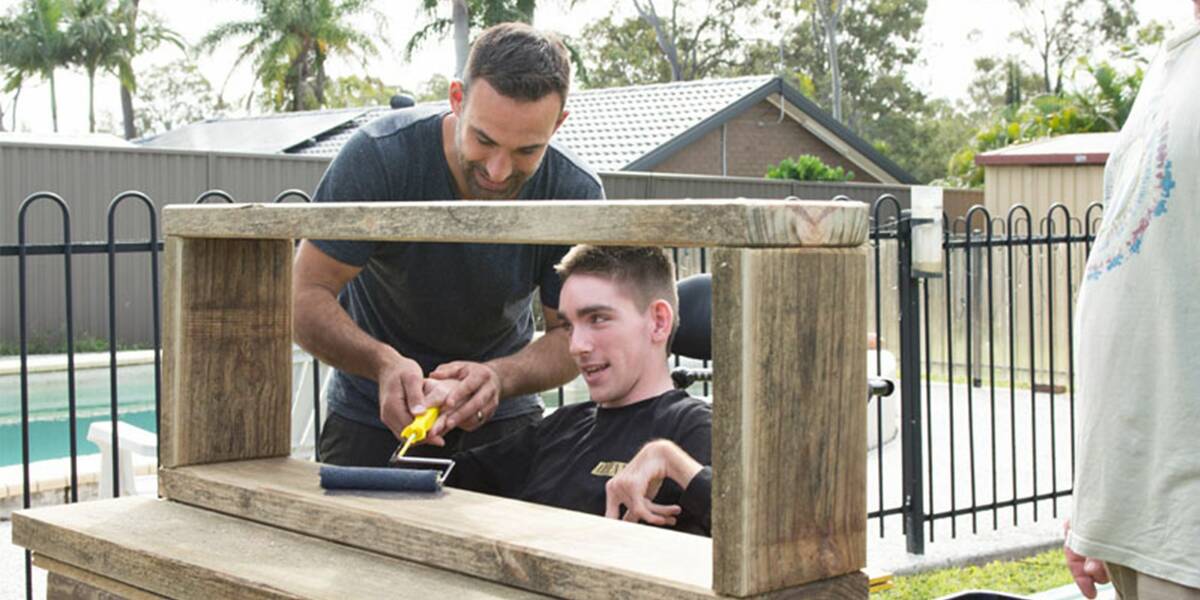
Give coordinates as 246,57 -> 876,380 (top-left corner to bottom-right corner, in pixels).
319,407 -> 455,493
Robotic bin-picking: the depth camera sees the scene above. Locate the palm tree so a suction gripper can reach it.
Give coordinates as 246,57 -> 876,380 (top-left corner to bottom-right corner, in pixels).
408,0 -> 536,78
64,0 -> 123,132
109,0 -> 183,139
0,0 -> 70,132
199,0 -> 382,112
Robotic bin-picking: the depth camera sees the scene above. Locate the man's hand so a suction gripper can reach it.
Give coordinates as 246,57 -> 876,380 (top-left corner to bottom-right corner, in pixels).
1064,520 -> 1110,599
428,361 -> 502,435
604,440 -> 703,527
377,355 -> 427,441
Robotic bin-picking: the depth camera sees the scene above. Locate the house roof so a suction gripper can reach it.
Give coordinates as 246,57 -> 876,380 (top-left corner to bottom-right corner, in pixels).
138,75 -> 917,183
975,132 -> 1118,166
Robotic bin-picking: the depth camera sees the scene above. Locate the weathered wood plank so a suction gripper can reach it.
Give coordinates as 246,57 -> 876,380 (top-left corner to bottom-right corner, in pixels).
161,237 -> 293,468
38,556 -> 167,600
161,200 -> 869,248
711,247 -> 869,597
14,497 -> 547,600
159,458 -> 715,599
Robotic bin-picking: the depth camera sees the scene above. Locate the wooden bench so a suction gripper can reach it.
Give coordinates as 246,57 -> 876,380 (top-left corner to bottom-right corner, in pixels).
14,199 -> 870,598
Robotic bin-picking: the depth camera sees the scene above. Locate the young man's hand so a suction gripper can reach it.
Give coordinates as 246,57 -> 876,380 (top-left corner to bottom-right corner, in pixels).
428,361 -> 502,435
604,440 -> 703,527
1064,520 -> 1110,599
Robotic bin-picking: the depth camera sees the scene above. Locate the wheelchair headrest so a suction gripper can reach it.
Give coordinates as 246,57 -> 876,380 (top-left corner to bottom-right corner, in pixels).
671,273 -> 712,361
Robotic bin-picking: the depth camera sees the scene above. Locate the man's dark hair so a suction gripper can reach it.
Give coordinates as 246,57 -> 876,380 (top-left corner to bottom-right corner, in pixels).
463,22 -> 571,106
555,246 -> 679,354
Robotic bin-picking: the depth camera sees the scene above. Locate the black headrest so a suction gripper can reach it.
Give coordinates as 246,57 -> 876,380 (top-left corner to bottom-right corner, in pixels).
671,274 -> 712,360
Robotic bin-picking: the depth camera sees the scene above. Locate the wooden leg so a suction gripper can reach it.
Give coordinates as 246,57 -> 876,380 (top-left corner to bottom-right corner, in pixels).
161,237 -> 293,468
711,247 -> 868,597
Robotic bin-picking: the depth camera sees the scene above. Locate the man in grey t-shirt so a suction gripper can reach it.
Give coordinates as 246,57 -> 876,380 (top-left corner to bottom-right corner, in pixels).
293,23 -> 604,467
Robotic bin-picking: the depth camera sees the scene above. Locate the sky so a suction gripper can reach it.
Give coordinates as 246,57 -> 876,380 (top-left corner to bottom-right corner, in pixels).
0,0 -> 1193,136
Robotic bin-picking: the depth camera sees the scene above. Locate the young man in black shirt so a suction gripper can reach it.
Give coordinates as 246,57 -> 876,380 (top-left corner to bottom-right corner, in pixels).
428,246 -> 713,536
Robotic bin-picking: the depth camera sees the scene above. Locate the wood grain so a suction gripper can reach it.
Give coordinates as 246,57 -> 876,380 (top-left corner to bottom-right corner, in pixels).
14,496 -> 547,600
38,556 -> 167,600
161,237 -> 293,468
711,247 -> 869,597
161,200 -> 869,248
158,457 -> 716,599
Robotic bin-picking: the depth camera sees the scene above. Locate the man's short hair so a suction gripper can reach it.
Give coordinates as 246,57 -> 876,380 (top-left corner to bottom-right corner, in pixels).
464,22 -> 571,106
555,246 -> 679,351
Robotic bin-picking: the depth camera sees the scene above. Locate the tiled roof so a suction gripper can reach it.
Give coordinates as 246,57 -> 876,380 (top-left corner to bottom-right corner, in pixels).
286,76 -> 773,169
554,75 -> 774,172
132,74 -> 915,183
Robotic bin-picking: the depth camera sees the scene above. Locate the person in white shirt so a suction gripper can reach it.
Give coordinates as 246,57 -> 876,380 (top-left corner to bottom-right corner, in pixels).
1064,2 -> 1200,598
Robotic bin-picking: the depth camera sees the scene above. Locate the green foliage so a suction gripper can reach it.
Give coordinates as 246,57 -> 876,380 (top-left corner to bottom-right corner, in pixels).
63,0 -> 124,132
765,154 -> 853,182
406,0 -> 535,60
574,14 -> 671,88
0,0 -> 70,130
412,73 -> 449,103
877,549 -> 1075,599
941,58 -> 1143,188
199,0 -> 383,112
318,74 -> 394,109
574,0 -> 762,89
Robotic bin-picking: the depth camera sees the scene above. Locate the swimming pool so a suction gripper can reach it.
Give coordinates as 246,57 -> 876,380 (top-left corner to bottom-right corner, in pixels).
0,363 -> 157,467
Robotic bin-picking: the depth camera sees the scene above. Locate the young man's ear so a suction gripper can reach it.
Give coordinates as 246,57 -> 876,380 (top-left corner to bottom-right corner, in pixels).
649,299 -> 674,346
448,79 -> 466,115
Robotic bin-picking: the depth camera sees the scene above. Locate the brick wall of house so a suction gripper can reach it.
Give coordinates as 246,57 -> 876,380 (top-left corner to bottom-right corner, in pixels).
650,100 -> 881,183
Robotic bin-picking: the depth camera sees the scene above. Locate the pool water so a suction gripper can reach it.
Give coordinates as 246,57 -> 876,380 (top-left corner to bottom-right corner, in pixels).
0,364 -> 157,467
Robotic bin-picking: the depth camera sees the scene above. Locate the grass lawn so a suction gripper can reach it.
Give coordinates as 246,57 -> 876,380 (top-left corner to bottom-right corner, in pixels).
878,549 -> 1074,599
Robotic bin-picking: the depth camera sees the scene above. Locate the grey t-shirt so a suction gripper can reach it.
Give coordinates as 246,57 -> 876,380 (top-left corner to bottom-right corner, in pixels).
311,106 -> 604,429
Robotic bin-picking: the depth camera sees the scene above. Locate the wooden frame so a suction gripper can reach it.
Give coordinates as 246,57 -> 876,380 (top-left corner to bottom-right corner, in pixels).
21,199 -> 870,599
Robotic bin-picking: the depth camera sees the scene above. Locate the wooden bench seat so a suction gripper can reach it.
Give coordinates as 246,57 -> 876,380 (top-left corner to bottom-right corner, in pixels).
12,496 -> 546,599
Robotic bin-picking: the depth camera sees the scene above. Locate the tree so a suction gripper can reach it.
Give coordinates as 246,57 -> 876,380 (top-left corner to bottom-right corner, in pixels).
133,58 -> 227,136
408,0 -> 535,78
109,0 -> 184,139
810,0 -> 847,121
575,14 -> 672,88
322,74 -> 395,108
64,0 -> 124,132
200,0 -> 383,112
414,73 -> 449,102
1009,0 -> 1142,96
743,0 -> 937,178
0,0 -> 70,132
574,0 -> 760,89
942,60 -> 1144,188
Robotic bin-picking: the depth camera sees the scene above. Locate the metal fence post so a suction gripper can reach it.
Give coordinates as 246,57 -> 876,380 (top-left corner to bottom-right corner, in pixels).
897,211 -> 926,555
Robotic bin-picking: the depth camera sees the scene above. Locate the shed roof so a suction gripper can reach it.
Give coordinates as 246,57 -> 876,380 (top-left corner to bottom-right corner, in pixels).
975,132 -> 1117,166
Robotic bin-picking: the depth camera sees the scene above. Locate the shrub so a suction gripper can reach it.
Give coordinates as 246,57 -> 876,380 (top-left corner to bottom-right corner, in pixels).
765,154 -> 855,182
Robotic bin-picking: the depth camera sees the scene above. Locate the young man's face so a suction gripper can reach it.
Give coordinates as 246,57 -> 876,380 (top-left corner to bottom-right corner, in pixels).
559,274 -> 672,408
449,78 -> 567,200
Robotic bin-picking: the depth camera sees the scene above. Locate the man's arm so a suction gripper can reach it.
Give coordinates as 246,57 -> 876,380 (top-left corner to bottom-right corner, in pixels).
428,306 -> 578,434
293,241 -> 425,440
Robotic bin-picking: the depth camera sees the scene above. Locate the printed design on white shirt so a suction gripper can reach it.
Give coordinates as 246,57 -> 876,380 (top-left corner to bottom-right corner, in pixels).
1085,118 -> 1175,281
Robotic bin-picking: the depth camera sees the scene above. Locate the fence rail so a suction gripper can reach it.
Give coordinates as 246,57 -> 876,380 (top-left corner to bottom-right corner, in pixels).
3,188 -> 1093,598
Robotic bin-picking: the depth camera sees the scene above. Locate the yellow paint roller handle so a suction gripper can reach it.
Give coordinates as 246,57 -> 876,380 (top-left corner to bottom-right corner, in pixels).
400,407 -> 440,444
